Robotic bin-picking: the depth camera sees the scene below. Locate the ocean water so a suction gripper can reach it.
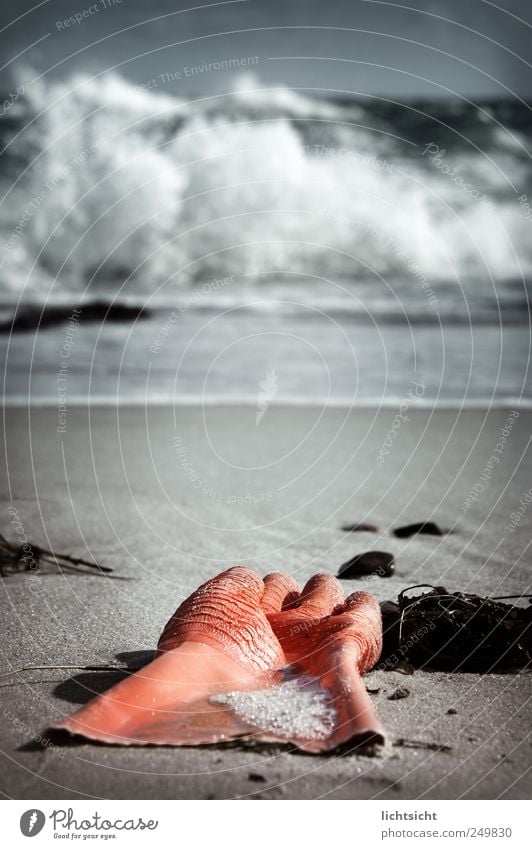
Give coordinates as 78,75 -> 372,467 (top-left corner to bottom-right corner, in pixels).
0,74 -> 530,405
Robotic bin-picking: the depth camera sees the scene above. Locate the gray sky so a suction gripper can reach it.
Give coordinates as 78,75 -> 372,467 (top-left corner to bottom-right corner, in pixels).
1,0 -> 532,98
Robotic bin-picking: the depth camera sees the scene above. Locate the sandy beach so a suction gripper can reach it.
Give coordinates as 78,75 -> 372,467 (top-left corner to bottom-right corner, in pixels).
1,405 -> 530,800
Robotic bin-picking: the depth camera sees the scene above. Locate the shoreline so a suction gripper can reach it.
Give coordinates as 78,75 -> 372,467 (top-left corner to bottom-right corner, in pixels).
3,399 -> 531,408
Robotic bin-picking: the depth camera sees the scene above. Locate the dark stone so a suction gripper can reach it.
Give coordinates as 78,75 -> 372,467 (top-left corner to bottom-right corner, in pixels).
393,521 -> 445,538
447,708 -> 458,715
248,773 -> 266,782
388,687 -> 410,701
340,522 -> 379,533
338,551 -> 395,579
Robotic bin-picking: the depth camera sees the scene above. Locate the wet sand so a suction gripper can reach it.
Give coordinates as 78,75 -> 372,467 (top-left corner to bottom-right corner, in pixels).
0,405 -> 530,799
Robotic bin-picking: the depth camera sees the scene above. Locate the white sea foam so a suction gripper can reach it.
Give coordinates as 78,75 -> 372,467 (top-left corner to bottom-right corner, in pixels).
1,72 -> 530,299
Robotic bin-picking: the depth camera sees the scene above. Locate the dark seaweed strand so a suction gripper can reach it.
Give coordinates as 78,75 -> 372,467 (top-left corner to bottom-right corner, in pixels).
0,664 -> 140,681
396,585 -> 532,671
0,533 -> 112,574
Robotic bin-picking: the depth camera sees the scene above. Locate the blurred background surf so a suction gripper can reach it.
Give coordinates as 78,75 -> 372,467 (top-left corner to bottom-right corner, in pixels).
1,70 -> 530,405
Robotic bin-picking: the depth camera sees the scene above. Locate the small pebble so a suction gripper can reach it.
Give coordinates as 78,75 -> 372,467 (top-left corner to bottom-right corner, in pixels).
447,708 -> 458,715
248,773 -> 266,783
340,522 -> 379,533
388,687 -> 410,701
338,551 -> 395,578
393,521 -> 445,538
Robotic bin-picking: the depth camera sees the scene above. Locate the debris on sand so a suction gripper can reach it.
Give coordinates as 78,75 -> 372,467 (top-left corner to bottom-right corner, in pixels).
381,585 -> 532,672
52,568 -> 386,752
338,551 -> 395,579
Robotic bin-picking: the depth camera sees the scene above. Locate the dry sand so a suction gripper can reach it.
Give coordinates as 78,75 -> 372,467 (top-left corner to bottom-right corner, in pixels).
0,405 -> 530,799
